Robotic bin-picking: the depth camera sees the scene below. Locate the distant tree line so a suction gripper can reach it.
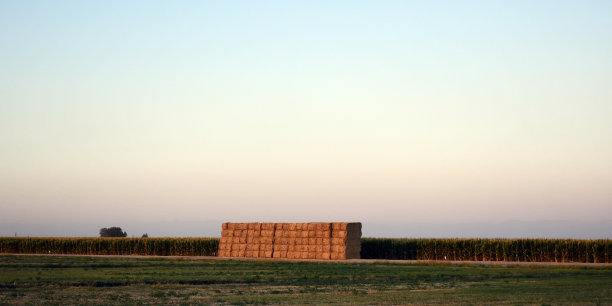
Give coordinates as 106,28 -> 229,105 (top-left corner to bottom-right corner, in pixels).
99,227 -> 127,237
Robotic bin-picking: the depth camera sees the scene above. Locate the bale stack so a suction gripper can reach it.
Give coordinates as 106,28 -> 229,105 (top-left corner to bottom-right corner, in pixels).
218,222 -> 361,260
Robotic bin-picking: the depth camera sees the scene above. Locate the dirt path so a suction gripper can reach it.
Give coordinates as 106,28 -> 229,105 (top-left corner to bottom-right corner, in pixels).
2,253 -> 610,266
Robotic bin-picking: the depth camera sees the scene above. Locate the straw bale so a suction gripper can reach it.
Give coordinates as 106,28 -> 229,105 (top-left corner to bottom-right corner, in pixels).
320,223 -> 332,231
331,245 -> 347,253
315,231 -> 329,238
331,230 -> 347,238
300,231 -> 308,238
332,222 -> 347,230
307,223 -> 315,231
331,252 -> 346,260
258,223 -> 272,230
331,238 -> 345,245
247,223 -> 260,230
232,230 -> 241,237
307,238 -> 315,245
346,241 -> 360,247
347,222 -> 362,232
317,252 -> 330,260
238,236 -> 245,243
287,223 -> 296,230
221,230 -> 232,237
306,251 -> 315,259
234,223 -> 245,230
307,245 -> 316,252
315,245 -> 323,252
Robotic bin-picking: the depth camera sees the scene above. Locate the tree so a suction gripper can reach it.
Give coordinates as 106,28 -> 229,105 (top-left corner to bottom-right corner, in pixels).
99,227 -> 127,237
141,233 -> 149,238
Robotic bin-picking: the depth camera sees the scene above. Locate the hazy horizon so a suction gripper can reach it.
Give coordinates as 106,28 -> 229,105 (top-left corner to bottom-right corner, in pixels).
1,1 -> 611,238
2,219 -> 611,239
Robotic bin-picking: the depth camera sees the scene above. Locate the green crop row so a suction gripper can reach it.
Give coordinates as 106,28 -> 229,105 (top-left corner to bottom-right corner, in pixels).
2,237 -> 610,263
360,238 -> 612,263
0,237 -> 218,256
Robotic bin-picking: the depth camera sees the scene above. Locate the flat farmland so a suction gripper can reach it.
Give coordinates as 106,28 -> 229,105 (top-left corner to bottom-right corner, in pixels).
1,255 -> 610,305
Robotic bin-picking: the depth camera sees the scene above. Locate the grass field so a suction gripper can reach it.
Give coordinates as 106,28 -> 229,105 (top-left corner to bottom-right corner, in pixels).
1,255 -> 611,304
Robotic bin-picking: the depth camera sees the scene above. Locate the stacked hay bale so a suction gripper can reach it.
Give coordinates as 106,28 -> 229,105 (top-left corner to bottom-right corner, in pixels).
218,222 -> 361,260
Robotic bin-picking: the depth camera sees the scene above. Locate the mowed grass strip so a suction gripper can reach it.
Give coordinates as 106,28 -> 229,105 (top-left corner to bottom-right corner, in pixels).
0,255 -> 611,304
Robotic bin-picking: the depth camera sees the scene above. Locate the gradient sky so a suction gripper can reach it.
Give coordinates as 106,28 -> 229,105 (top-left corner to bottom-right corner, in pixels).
1,1 -> 611,236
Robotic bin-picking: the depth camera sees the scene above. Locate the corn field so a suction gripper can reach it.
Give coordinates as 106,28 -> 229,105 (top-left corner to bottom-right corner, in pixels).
0,238 -> 218,256
361,238 -> 612,263
2,237 -> 610,263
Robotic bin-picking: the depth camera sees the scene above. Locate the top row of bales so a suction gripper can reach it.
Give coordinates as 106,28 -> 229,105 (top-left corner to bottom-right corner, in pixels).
222,223 -> 352,231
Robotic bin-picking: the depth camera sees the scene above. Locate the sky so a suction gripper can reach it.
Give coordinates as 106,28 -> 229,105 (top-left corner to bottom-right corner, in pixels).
1,1 -> 611,238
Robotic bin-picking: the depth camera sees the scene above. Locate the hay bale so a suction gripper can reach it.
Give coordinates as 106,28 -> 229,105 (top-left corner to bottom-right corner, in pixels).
317,252 -> 331,260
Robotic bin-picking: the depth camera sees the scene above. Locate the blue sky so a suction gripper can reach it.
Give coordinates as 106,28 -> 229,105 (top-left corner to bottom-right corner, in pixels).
1,1 -> 611,237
